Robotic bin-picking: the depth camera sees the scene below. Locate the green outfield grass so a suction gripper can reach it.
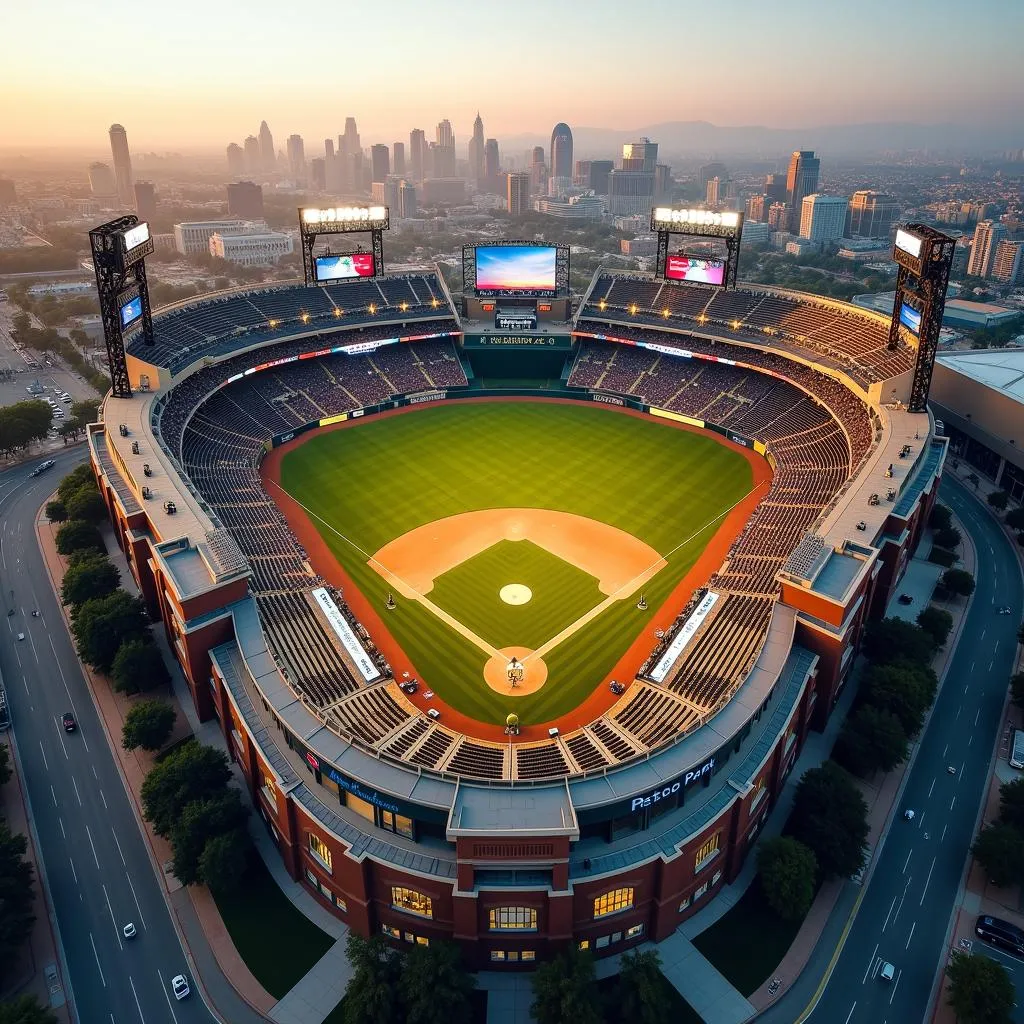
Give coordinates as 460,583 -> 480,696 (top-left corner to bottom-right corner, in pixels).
279,401 -> 752,725
429,539 -> 604,651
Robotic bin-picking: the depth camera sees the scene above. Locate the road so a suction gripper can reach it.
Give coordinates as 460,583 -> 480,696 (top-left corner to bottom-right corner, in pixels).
0,448 -> 266,1024
797,476 -> 1023,1024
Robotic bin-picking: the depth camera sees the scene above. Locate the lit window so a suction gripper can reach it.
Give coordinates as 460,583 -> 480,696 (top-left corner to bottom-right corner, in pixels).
750,777 -> 767,812
612,932 -> 622,944
593,887 -> 634,919
521,951 -> 536,962
489,907 -> 537,932
626,924 -> 644,940
416,936 -> 429,946
261,774 -> 275,805
694,833 -> 720,873
578,939 -> 590,951
712,870 -> 722,886
391,887 -> 433,918
490,951 -> 506,962
308,833 -> 333,873
694,881 -> 709,900
678,896 -> 691,912
335,895 -> 347,912
381,924 -> 400,939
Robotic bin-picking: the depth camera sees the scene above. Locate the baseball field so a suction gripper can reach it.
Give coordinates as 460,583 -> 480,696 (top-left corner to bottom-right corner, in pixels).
277,401 -> 755,727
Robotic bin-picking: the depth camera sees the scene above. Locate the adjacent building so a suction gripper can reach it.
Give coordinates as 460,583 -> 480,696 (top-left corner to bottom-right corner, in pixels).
746,194 -> 768,222
174,219 -> 249,256
258,120 -> 276,175
108,123 -> 134,209
133,181 -> 157,221
226,143 -> 246,177
88,162 -> 117,199
785,151 -> 820,234
469,113 -> 485,186
244,136 -> 261,175
506,172 -> 531,216
227,182 -> 264,220
549,123 -> 574,195
531,146 -> 547,195
799,194 -> 848,243
286,135 -> 306,183
371,145 -> 391,184
992,239 -> 1024,284
847,191 -> 900,239
209,227 -> 294,266
968,220 -> 1009,278
534,193 -> 605,220
393,143 -> 406,177
409,129 -> 426,182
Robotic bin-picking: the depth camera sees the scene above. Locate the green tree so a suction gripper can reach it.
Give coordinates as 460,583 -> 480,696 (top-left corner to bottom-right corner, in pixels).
197,827 -> 250,894
862,617 -> 935,666
44,501 -> 66,523
946,950 -> 1015,1024
0,995 -> 60,1024
69,399 -> 100,424
930,503 -> 953,531
343,933 -> 403,1024
1010,673 -> 1024,710
55,520 -> 105,557
789,761 -> 869,881
64,486 -> 107,525
71,590 -> 148,674
834,706 -> 908,777
121,699 -> 176,752
616,949 -> 668,1024
531,945 -> 603,1024
111,637 -> 170,694
997,778 -> 1024,833
141,741 -> 232,837
916,606 -> 954,649
756,836 -> 818,921
861,660 -> 934,737
401,941 -> 476,1024
170,790 -> 248,886
1005,507 -> 1024,531
941,569 -> 976,597
988,490 -> 1010,511
971,821 -> 1024,888
56,464 -> 95,506
60,553 -> 119,607
932,526 -> 962,550
0,824 -> 35,986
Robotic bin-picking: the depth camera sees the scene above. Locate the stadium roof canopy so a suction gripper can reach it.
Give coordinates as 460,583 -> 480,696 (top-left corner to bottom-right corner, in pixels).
936,349 -> 1024,408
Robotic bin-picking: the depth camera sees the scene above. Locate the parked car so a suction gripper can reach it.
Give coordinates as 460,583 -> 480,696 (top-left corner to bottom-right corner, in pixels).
976,915 -> 1024,956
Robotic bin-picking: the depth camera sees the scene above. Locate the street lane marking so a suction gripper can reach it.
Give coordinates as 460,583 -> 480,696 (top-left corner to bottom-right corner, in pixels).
889,969 -> 901,1005
928,778 -> 935,798
862,943 -> 879,983
129,976 -> 146,1024
89,932 -> 106,988
71,777 -> 82,807
99,789 -> 107,809
68,856 -> 77,884
157,969 -> 180,1024
59,818 -> 65,839
37,740 -> 48,771
942,743 -> 948,759
50,785 -> 57,806
86,824 -> 100,870
21,674 -> 28,697
920,857 -> 936,905
111,828 -> 126,867
902,849 -> 912,874
92,765 -> 98,779
882,895 -> 898,933
844,1001 -> 857,1023
906,921 -> 916,949
127,874 -> 147,929
53,718 -> 69,760
951,795 -> 957,810
102,883 -> 123,950
942,824 -> 948,843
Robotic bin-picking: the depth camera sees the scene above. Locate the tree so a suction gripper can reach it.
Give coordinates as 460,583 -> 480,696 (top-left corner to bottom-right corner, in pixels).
56,464 -> 95,506
44,500 -> 66,523
343,933 -> 403,1024
998,778 -> 1024,833
170,790 -> 249,886
60,553 -> 119,607
1010,673 -> 1024,711
932,526 -> 962,550
757,836 -> 817,922
916,606 -> 954,649
861,660 -> 935,737
789,761 -> 869,881
0,824 -> 35,985
401,941 -> 476,1024
0,995 -> 60,1024
64,486 -> 107,525
197,827 -> 250,894
141,741 -> 232,837
616,949 -> 668,1024
71,591 -> 149,674
0,745 -> 10,788
1005,507 -> 1024,531
55,520 -> 104,557
941,569 -> 976,597
971,821 -> 1024,888
70,398 -> 100,424
988,490 -> 1010,511
862,618 -> 935,666
531,945 -> 603,1024
946,950 -> 1015,1024
121,699 -> 176,752
930,503 -> 953,532
834,706 -> 908,777
111,637 -> 170,694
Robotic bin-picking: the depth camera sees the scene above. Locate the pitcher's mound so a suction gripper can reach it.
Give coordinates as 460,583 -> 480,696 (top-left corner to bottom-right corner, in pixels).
483,646 -> 549,696
499,583 -> 533,605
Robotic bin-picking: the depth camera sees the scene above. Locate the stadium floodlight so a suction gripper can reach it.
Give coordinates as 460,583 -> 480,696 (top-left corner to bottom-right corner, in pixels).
302,206 -> 388,225
652,208 -> 740,230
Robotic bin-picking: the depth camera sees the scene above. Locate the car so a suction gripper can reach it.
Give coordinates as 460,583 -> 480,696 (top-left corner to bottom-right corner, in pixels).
400,680 -> 418,694
61,395 -> 72,403
998,606 -> 1012,615
61,712 -> 76,732
123,922 -> 136,939
897,594 -> 913,605
16,632 -> 24,642
609,680 -> 625,695
976,915 -> 1024,955
427,708 -> 441,720
170,974 -> 190,1000
879,961 -> 895,982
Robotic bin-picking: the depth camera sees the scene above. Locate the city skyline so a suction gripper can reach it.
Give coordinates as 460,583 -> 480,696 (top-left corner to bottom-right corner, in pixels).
2,0 -> 1023,152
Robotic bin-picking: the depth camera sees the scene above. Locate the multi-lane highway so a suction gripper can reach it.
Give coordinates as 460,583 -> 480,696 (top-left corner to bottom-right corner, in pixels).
0,448 -> 265,1024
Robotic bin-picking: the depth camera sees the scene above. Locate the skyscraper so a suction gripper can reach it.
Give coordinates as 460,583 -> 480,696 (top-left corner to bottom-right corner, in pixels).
393,143 -> 406,177
655,165 -> 672,201
227,181 -> 264,219
484,139 -> 500,187
409,129 -> 426,182
469,113 -> 485,185
436,119 -> 455,148
786,151 -> 820,233
549,123 -> 573,195
371,144 -> 390,184
88,162 -> 117,198
434,120 -> 456,178
310,158 -> 326,191
259,121 -> 275,174
622,139 -> 658,173
531,146 -> 547,195
764,173 -> 787,204
398,181 -> 417,219
343,117 -> 360,157
244,135 -> 260,175
108,124 -> 134,208
968,220 -> 1009,277
799,194 -> 848,242
507,172 -> 531,216
746,194 -> 768,222
992,239 -> 1024,284
226,143 -> 245,177
133,181 -> 157,220
699,162 -> 727,189
607,169 -> 655,216
848,190 -> 900,238
706,177 -> 722,205
587,160 -> 614,195
286,135 -> 306,182
767,202 -> 788,230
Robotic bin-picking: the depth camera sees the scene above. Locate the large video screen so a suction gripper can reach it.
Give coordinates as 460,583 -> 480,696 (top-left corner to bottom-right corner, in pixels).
119,295 -> 143,328
665,254 -> 726,286
475,245 -> 557,292
122,223 -> 150,253
899,302 -> 921,336
314,253 -> 376,282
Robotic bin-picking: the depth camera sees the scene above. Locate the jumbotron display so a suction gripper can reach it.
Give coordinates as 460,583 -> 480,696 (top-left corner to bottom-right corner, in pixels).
665,254 -> 726,286
475,245 -> 557,293
314,253 -> 376,282
119,295 -> 143,327
899,301 -> 922,335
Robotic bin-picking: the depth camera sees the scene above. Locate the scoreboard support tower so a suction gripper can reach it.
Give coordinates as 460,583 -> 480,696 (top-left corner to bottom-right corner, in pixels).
89,215 -> 155,400
298,206 -> 389,287
651,208 -> 744,290
887,224 -> 956,414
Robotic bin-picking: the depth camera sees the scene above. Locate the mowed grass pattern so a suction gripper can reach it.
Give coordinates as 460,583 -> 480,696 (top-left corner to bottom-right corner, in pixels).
429,540 -> 605,650
280,401 -> 752,725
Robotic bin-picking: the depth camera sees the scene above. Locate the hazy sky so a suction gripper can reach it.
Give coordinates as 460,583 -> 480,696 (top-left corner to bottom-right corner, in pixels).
3,0 -> 1022,153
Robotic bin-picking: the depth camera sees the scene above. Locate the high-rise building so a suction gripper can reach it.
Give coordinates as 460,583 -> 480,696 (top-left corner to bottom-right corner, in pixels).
767,202 -> 788,231
968,220 -> 1009,277
574,161 -> 591,186
133,181 -> 157,220
371,144 -> 390,183
371,177 -> 402,210
88,162 -> 117,198
310,158 -> 326,191
786,151 -> 820,233
433,121 -> 457,178
506,172 -> 531,216
484,139 -> 500,182
607,169 -> 655,216
436,119 -> 455,149
622,139 -> 657,173
588,160 -> 614,195
549,123 -> 573,194
654,165 -> 672,201
227,181 -> 264,219
847,190 -> 900,238
226,143 -> 245,177
746,194 -> 768,222
409,129 -> 426,182
324,139 -> 343,191
286,135 -> 306,182
706,177 -> 723,205
531,146 -> 547,195
992,239 -> 1024,284
108,124 -> 134,208
398,181 -> 417,219
393,143 -> 406,177
259,121 -> 275,174
244,135 -> 260,175
799,194 -> 848,242
343,118 -> 360,156
764,173 -> 787,204
699,162 -> 727,189
469,112 -> 485,185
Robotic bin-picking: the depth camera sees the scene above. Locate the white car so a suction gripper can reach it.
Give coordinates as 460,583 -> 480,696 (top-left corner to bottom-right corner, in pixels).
171,974 -> 190,1000
880,961 -> 895,982
122,922 -> 136,939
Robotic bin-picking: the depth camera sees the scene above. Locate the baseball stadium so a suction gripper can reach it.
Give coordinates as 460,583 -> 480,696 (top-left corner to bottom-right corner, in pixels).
87,209 -> 949,968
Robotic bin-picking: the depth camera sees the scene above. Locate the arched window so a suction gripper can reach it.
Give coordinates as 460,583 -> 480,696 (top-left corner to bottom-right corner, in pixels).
593,887 -> 634,918
488,907 -> 538,931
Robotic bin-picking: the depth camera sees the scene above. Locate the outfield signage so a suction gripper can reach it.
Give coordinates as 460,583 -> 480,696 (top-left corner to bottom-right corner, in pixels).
408,390 -> 445,405
629,757 -> 717,812
649,591 -> 720,683
727,432 -> 753,449
461,333 -> 573,350
573,331 -> 735,366
311,587 -> 380,682
304,752 -> 402,814
650,408 -> 705,429
591,393 -> 624,407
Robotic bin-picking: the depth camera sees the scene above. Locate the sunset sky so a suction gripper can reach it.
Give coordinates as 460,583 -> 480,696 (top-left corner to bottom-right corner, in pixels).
3,0 -> 1022,153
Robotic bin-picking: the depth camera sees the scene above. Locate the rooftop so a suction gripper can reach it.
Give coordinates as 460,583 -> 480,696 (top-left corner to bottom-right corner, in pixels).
937,349 -> 1024,406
